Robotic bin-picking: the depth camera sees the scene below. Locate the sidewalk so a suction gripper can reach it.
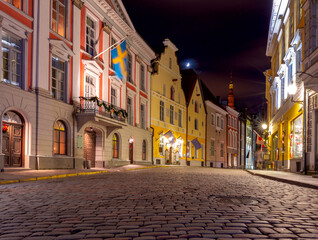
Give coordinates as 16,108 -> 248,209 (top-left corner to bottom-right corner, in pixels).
246,169 -> 318,190
0,165 -> 167,185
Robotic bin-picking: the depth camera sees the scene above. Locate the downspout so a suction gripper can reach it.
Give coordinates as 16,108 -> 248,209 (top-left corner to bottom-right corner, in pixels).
303,87 -> 307,174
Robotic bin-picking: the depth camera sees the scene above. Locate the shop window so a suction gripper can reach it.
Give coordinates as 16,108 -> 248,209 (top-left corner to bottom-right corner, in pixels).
54,120 -> 66,155
291,115 -> 303,158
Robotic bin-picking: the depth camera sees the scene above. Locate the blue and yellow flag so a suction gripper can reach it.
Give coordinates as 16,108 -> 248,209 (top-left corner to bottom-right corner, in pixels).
111,40 -> 128,80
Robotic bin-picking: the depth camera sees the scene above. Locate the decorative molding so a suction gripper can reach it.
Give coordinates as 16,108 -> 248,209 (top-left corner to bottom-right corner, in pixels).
147,65 -> 152,73
102,22 -> 112,34
136,55 -> 142,63
72,0 -> 84,9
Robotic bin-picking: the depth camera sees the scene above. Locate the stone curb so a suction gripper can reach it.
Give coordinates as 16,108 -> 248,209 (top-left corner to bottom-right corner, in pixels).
245,170 -> 318,190
0,166 -> 168,185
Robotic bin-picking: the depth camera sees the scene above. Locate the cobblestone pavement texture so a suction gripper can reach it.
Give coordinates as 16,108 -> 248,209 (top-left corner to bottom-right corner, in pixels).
1,167 -> 318,240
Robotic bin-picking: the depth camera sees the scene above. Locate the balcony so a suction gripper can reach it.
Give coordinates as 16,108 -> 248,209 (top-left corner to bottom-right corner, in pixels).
76,97 -> 127,130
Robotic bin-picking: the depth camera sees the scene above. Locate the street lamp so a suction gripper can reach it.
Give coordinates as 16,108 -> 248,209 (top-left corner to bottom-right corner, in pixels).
288,81 -> 303,104
261,123 -> 268,130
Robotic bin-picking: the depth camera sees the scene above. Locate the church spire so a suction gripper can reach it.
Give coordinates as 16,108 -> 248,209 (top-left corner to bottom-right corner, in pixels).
228,71 -> 235,109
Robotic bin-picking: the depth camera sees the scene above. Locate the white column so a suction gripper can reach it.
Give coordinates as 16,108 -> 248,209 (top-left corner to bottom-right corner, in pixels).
72,2 -> 82,102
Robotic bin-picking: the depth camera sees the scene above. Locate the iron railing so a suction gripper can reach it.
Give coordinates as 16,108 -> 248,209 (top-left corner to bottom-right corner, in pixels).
79,97 -> 126,123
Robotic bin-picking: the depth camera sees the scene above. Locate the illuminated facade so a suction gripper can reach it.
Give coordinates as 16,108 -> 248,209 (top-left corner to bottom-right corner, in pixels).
181,69 -> 206,167
151,39 -> 187,165
0,0 -> 155,170
226,106 -> 239,168
265,0 -> 304,172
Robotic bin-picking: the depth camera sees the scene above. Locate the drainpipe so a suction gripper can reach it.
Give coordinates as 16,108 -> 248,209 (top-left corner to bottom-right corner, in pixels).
302,87 -> 307,174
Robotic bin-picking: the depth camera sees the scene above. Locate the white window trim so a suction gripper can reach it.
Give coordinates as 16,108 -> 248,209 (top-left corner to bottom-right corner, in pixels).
50,0 -> 71,39
110,85 -> 120,106
85,9 -> 99,56
211,113 -> 215,125
51,55 -> 68,101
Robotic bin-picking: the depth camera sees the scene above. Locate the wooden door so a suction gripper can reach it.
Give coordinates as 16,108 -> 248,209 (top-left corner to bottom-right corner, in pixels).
3,123 -> 23,167
84,131 -> 96,168
129,142 -> 133,164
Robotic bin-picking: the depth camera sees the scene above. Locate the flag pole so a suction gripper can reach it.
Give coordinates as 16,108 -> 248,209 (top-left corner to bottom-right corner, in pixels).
93,36 -> 128,60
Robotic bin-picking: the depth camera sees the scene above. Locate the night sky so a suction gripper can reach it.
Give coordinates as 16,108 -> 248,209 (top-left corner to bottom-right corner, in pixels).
122,0 -> 273,113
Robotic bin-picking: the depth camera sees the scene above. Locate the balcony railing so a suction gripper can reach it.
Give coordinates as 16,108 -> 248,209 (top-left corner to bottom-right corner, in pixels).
79,97 -> 126,123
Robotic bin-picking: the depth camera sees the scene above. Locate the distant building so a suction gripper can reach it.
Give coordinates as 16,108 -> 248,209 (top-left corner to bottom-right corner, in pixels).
151,39 -> 187,165
181,69 -> 206,166
226,106 -> 239,168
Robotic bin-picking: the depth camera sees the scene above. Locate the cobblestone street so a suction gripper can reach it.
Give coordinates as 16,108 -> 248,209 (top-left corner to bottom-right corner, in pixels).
1,167 -> 318,240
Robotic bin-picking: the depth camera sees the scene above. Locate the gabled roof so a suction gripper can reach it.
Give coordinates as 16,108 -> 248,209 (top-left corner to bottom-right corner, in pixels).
181,69 -> 206,114
106,0 -> 135,31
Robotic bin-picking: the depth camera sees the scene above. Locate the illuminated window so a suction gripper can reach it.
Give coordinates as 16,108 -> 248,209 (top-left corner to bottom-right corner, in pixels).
159,136 -> 164,156
1,31 -> 22,87
4,0 -> 22,10
112,133 -> 119,158
86,16 -> 95,56
291,115 -> 303,159
51,56 -> 65,101
142,140 -> 146,160
54,121 -> 66,155
52,0 -> 66,37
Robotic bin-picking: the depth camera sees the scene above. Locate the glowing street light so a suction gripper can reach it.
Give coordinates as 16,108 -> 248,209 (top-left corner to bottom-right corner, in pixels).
261,123 -> 268,130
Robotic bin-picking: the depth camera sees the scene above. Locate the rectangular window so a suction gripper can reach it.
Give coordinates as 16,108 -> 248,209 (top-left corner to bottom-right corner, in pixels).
160,101 -> 164,121
140,64 -> 145,91
194,119 -> 198,130
291,115 -> 303,158
211,139 -> 215,156
127,97 -> 133,125
4,0 -> 22,10
159,136 -> 164,156
221,143 -> 224,157
170,105 -> 174,124
217,115 -> 220,127
86,16 -> 95,56
288,63 -> 292,85
2,31 -> 23,87
85,75 -> 96,97
140,104 -> 145,129
221,118 -> 224,129
187,141 -> 191,158
211,114 -> 215,125
52,0 -> 66,37
127,53 -> 133,83
51,56 -> 65,101
201,144 -> 204,159
111,87 -> 116,106
178,109 -> 182,127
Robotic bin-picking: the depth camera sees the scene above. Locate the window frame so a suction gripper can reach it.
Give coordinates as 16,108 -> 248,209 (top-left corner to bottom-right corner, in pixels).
51,55 -> 66,101
140,103 -> 145,129
178,109 -> 182,127
85,14 -> 97,56
142,140 -> 146,160
127,52 -> 133,84
170,105 -> 174,124
194,118 -> 198,130
51,0 -> 67,38
112,133 -> 119,159
160,101 -> 165,121
127,96 -> 134,125
210,139 -> 215,156
140,64 -> 145,92
54,120 -> 67,155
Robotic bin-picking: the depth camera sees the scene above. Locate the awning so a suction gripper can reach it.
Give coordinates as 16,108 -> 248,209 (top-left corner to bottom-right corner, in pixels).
164,130 -> 176,144
191,138 -> 201,150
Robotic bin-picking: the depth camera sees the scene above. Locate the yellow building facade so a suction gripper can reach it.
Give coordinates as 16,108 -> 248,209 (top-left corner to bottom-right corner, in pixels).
265,0 -> 304,172
181,70 -> 206,167
151,39 -> 187,165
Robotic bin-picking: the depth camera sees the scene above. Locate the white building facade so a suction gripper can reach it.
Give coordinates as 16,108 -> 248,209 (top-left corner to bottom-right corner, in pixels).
0,0 -> 154,170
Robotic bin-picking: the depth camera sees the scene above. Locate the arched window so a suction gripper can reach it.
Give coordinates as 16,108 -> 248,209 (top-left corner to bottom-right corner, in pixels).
142,140 -> 146,160
112,133 -> 119,158
54,120 -> 66,155
170,86 -> 175,101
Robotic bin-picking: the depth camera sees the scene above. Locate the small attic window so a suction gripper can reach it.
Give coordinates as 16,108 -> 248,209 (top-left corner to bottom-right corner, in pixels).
169,58 -> 172,69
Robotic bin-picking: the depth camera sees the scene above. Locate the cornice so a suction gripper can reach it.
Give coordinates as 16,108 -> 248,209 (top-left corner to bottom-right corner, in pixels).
72,0 -> 84,9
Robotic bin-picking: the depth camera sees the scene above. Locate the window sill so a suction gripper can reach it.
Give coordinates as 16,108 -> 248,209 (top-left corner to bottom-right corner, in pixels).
0,1 -> 33,21
49,30 -> 72,46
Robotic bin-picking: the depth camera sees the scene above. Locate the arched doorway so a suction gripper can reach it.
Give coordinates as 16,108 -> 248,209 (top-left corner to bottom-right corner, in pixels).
2,111 -> 24,167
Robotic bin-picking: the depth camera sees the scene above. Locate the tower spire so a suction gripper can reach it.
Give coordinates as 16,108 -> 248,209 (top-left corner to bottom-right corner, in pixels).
228,71 -> 235,109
